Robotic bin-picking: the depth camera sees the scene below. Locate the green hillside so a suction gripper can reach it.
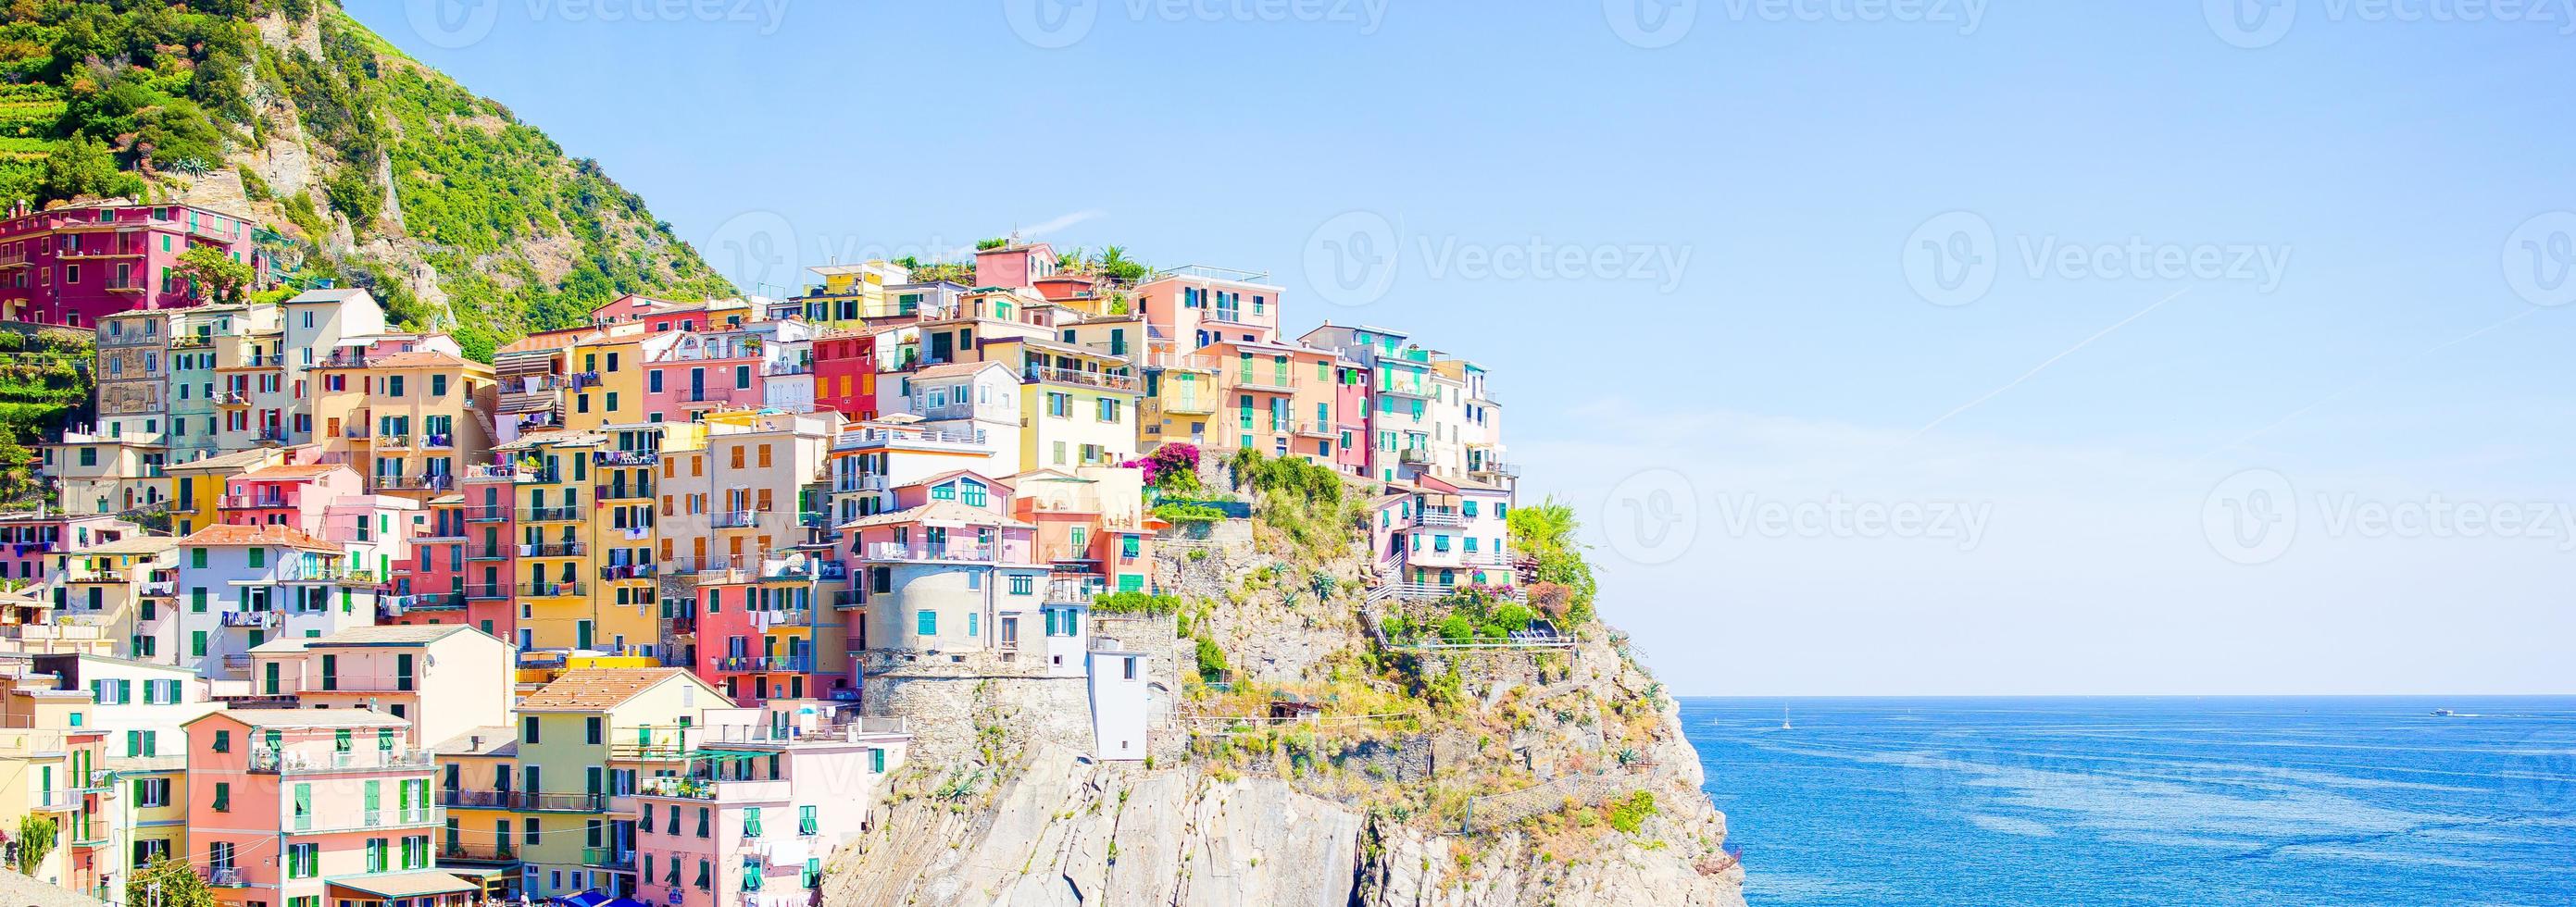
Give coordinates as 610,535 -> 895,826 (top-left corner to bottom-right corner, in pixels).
0,0 -> 738,360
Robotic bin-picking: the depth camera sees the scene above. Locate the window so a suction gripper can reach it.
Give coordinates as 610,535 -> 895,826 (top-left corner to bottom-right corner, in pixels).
1010,575 -> 1033,595
586,716 -> 604,744
210,781 -> 230,812
916,610 -> 935,637
286,843 -> 318,878
522,715 -> 540,744
744,807 -> 762,838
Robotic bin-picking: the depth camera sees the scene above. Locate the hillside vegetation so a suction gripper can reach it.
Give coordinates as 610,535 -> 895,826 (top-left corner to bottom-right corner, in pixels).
0,0 -> 736,359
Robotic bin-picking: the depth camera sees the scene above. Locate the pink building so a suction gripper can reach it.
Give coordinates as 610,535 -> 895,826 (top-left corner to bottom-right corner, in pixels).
220,463 -> 362,529
182,709 -> 473,907
1133,269 -> 1282,352
645,330 -> 767,418
0,514 -> 141,584
1332,361 -> 1370,475
631,714 -> 908,907
970,241 -> 1056,289
0,199 -> 267,327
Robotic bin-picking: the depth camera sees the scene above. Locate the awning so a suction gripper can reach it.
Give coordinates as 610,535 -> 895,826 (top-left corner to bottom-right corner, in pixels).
326,872 -> 479,899
556,889 -> 610,907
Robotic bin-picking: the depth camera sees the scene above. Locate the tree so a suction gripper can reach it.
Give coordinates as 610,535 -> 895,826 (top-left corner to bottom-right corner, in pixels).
1509,497 -> 1598,623
35,132 -> 144,205
177,245 -> 253,304
128,856 -> 221,907
13,813 -> 57,875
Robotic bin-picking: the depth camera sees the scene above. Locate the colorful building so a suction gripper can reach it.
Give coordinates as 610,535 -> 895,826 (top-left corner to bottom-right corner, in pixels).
0,199 -> 266,328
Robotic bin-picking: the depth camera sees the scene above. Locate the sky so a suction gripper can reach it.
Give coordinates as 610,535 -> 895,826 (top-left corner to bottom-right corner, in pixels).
345,1 -> 2576,695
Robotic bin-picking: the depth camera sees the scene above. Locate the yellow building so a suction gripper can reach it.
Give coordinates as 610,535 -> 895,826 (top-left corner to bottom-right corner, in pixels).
780,261 -> 907,326
44,537 -> 178,665
563,333 -> 651,433
492,431 -> 616,652
164,446 -> 293,536
973,337 -> 1144,471
313,347 -> 497,500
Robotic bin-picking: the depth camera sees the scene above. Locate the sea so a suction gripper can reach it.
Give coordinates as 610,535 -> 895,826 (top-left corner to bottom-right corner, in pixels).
1681,697 -> 2576,907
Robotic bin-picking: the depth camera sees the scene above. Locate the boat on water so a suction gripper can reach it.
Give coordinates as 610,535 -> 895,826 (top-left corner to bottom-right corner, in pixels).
2432,709 -> 2459,716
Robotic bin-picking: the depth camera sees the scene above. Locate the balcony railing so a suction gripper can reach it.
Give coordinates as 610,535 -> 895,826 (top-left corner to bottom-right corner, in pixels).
219,494 -> 296,510
521,506 -> 581,522
372,474 -> 456,492
1025,365 -> 1141,392
439,842 -> 514,864
465,506 -> 511,522
594,450 -> 661,466
520,542 -> 587,558
437,789 -> 605,812
600,563 -> 659,581
714,654 -> 814,673
464,584 -> 510,601
637,776 -> 794,801
711,510 -> 759,528
518,581 -> 587,598
247,747 -> 435,774
597,483 -> 654,501
861,542 -> 994,563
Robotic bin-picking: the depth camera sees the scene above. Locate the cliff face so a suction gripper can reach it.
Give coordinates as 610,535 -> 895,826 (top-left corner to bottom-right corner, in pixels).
832,495 -> 1744,906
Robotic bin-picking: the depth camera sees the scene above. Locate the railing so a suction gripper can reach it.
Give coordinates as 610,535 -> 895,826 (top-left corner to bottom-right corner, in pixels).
637,776 -> 794,802
422,434 -> 456,449
440,842 -> 514,863
748,609 -> 817,628
465,584 -> 510,601
832,474 -> 889,493
206,868 -> 246,888
215,390 -> 250,405
518,581 -> 587,598
219,611 -> 278,627
860,542 -> 994,562
1025,365 -> 1141,392
595,450 -> 661,466
601,563 -> 659,581
376,434 -> 413,449
1158,392 -> 1217,414
597,483 -> 654,501
834,425 -> 988,449
438,789 -> 605,812
759,559 -> 845,581
1046,579 -> 1104,603
1399,448 -> 1432,465
63,569 -> 127,584
1414,509 -> 1463,527
583,848 -> 638,870
465,506 -> 511,522
219,494 -> 296,509
254,428 -> 290,443
714,654 -> 814,673
831,589 -> 866,609
521,506 -> 581,522
247,747 -> 436,774
520,542 -> 586,558
1290,419 -> 1334,437
467,546 -> 510,560
711,510 -> 759,528
372,474 -> 456,492
320,354 -> 376,369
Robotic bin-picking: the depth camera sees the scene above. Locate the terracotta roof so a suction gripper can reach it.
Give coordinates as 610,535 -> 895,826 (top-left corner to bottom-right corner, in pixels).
190,707 -> 407,728
372,350 -> 473,369
519,668 -> 695,712
912,361 -> 1003,380
80,536 -> 179,555
431,726 -> 519,757
237,463 -> 346,480
839,499 -> 1032,530
495,329 -> 599,355
893,469 -> 1013,492
0,865 -> 114,907
176,523 -> 339,552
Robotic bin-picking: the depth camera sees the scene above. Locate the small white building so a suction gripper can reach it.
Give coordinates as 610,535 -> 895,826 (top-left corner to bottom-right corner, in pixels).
169,524 -> 383,680
1084,638 -> 1151,761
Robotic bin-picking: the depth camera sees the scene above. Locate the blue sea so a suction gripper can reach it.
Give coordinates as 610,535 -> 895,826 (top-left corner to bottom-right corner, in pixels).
1682,697 -> 2576,906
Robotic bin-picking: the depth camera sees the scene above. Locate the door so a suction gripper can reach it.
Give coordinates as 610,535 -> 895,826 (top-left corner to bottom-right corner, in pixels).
1000,617 -> 1019,650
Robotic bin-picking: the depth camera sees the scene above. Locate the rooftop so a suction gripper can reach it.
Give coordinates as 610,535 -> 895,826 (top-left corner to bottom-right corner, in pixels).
519,668 -> 696,712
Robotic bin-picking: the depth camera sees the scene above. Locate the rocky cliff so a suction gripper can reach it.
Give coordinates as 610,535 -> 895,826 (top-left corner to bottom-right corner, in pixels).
830,474 -> 1745,906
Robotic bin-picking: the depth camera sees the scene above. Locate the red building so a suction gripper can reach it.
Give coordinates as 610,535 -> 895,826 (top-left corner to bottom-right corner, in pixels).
385,494 -> 512,640
813,328 -> 880,420
0,199 -> 267,327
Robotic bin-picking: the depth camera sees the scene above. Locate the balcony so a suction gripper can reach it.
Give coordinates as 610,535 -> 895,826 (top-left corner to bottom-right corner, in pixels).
1025,365 -> 1141,393
247,747 -> 436,774
831,589 -> 866,609
711,510 -> 759,529
520,542 -> 587,558
296,806 -> 444,833
467,546 -> 510,561
600,563 -> 658,581
219,611 -> 278,627
597,483 -> 655,501
377,434 -> 412,449
517,581 -> 587,598
215,390 -> 251,406
219,493 -> 297,510
63,568 -> 127,584
421,433 -> 456,450
254,428 -> 290,443
464,584 -> 510,601
521,506 -> 581,522
583,848 -> 638,871
1398,448 -> 1432,465
465,506 -> 511,522
713,654 -> 814,673
1414,509 -> 1464,527
1231,374 -> 1298,394
859,542 -> 994,563
1290,419 -> 1334,438
594,450 -> 661,466
1158,393 -> 1217,415
320,353 -> 376,369
637,776 -> 794,801
439,842 -> 514,864
206,868 -> 246,888
437,789 -> 605,812
759,558 -> 845,581
831,474 -> 888,494
371,474 -> 456,492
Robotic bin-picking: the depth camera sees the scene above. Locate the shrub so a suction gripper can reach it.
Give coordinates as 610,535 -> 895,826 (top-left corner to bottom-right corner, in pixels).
1605,791 -> 1657,834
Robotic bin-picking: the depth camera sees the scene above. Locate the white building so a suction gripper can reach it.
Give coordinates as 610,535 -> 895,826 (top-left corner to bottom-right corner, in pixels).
169,524 -> 383,680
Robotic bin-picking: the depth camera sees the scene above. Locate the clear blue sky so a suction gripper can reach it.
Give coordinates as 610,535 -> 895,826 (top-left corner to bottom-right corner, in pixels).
350,1 -> 2576,695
